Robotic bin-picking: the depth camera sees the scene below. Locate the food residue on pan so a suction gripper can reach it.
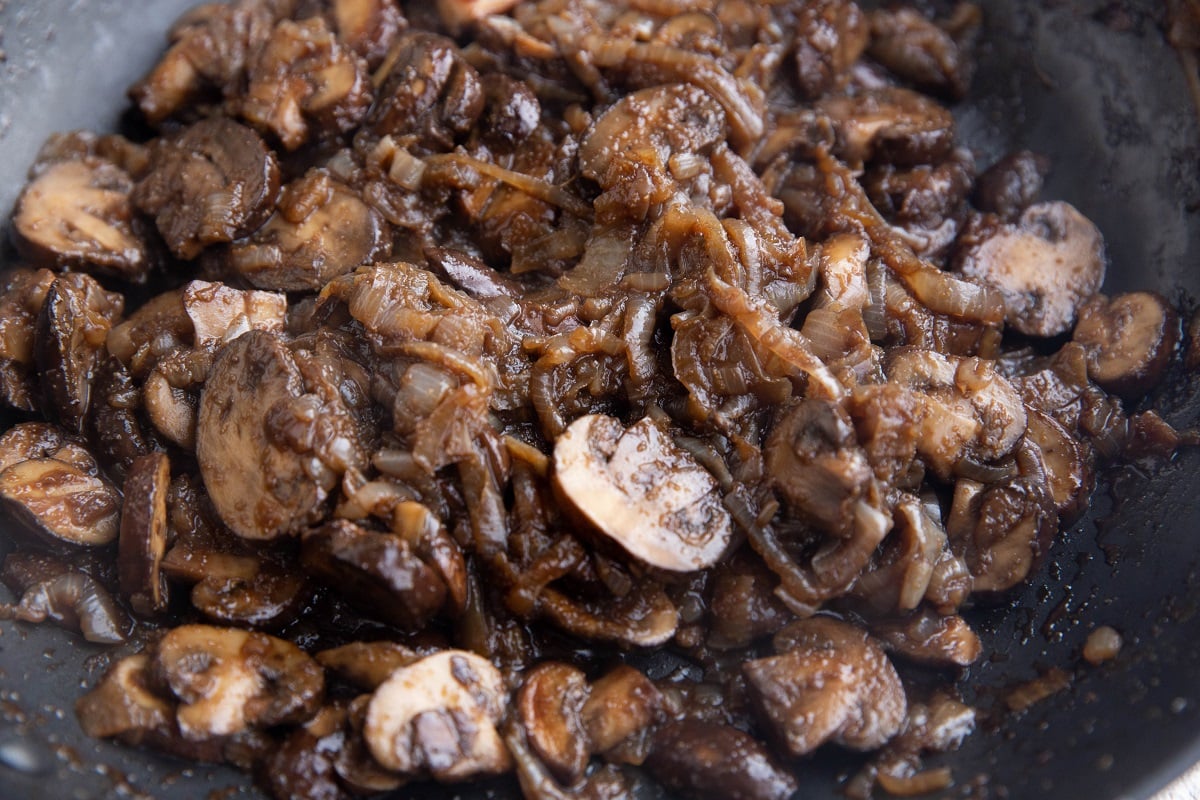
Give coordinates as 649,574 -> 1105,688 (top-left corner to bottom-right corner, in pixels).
0,1 -> 1196,799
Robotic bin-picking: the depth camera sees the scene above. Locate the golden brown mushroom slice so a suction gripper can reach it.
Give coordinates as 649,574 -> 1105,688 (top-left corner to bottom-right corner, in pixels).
552,414 -> 733,572
12,158 -> 151,282
517,662 -> 590,786
76,654 -> 173,741
818,86 -> 956,165
0,421 -> 97,475
119,451 -> 172,617
580,664 -> 662,757
0,456 -> 121,548
196,330 -> 330,540
745,617 -> 907,756
0,268 -> 57,411
956,201 -> 1106,337
315,641 -> 423,690
1073,291 -> 1180,399
364,649 -> 511,781
151,624 -> 324,740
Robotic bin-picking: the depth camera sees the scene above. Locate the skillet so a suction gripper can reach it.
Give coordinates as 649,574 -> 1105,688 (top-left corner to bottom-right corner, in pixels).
0,1 -> 1197,798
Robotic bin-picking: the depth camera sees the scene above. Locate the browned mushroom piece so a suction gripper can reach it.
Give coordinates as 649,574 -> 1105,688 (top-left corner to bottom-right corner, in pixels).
745,616 -> 906,756
260,722 -> 346,800
1072,291 -> 1180,399
90,355 -> 162,480
870,609 -> 982,668
133,118 -> 281,260
0,456 -> 122,548
955,201 -> 1106,337
315,641 -> 423,690
105,288 -> 191,374
119,451 -> 172,617
818,87 -> 956,165
367,33 -> 484,151
228,169 -> 389,291
335,694 -> 408,794
974,150 -> 1051,220
240,16 -> 373,151
76,654 -> 175,741
12,157 -> 151,281
143,348 -> 211,451
35,274 -> 125,433
0,421 -> 97,475
364,649 -> 511,780
1023,406 -> 1094,523
517,662 -> 590,786
151,624 -> 325,740
791,0 -> 869,99
707,554 -> 793,650
946,445 -> 1058,593
311,0 -> 406,68
480,74 -> 541,150
0,268 -> 56,411
552,414 -> 733,572
863,151 -> 974,257
129,0 -> 285,125
867,7 -> 973,100
0,553 -> 132,644
301,519 -> 448,630
196,330 -> 339,540
580,664 -> 662,757
644,720 -> 799,800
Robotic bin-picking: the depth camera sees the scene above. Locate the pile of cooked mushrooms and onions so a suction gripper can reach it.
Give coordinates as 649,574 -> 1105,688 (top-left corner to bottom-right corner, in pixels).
0,0 -> 1192,798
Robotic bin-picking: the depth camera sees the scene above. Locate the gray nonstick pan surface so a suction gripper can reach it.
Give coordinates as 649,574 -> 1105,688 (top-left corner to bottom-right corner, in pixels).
0,1 -> 1198,798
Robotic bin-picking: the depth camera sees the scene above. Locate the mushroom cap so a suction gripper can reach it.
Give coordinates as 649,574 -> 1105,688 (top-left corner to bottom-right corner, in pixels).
552,414 -> 733,572
118,451 -> 171,616
364,649 -> 510,780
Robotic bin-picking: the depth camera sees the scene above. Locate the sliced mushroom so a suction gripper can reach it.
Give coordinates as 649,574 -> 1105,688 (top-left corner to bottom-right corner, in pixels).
0,456 -> 121,547
364,649 -> 511,780
197,330 -> 333,540
955,201 -> 1106,337
552,414 -> 733,572
12,157 -> 152,281
152,624 -> 324,740
867,7 -> 973,99
818,87 -> 955,165
301,519 -> 447,630
645,720 -> 798,800
240,16 -> 372,150
35,274 -> 125,433
76,654 -> 173,740
0,563 -> 132,643
707,554 -> 793,650
580,664 -> 662,756
90,355 -> 162,480
0,421 -> 97,475
315,641 -> 423,690
228,169 -> 389,291
517,662 -> 590,786
870,610 -> 982,668
1072,291 -> 1180,398
0,268 -> 56,411
133,118 -> 281,260
1023,407 -> 1094,523
792,0 -> 870,99
319,0 -> 406,68
335,694 -> 408,794
367,33 -> 484,151
745,616 -> 906,756
119,452 -> 171,617
105,288 -> 191,375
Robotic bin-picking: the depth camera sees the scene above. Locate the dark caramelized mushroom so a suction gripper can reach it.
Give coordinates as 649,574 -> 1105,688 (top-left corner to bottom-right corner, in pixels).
792,0 -> 870,99
745,617 -> 906,755
867,7 -> 973,99
301,519 -> 447,630
133,118 -> 281,259
645,720 -> 798,800
315,641 -> 422,690
956,201 -> 1106,337
152,624 -> 325,739
0,564 -> 132,644
0,421 -> 98,474
818,87 -> 956,165
228,169 -> 389,291
76,654 -> 173,740
0,456 -> 122,548
974,150 -> 1051,220
1073,291 -> 1180,399
119,451 -> 172,616
0,268 -> 56,411
871,610 -> 982,668
35,274 -> 125,433
580,665 -> 662,756
196,330 -> 330,540
517,662 -> 590,786
318,0 -> 406,67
